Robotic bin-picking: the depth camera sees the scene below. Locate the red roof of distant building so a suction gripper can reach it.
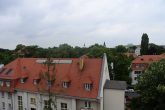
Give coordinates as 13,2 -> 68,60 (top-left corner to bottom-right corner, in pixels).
132,55 -> 165,64
0,58 -> 102,99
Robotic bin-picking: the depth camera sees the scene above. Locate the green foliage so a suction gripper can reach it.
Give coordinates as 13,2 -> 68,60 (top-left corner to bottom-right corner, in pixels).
1,43 -> 132,85
130,97 -> 142,110
0,48 -> 15,64
135,59 -> 165,110
110,54 -> 132,84
148,43 -> 165,55
115,45 -> 127,53
140,33 -> 149,55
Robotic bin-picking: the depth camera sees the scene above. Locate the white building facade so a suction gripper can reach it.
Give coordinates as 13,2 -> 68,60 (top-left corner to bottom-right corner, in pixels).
0,54 -> 111,110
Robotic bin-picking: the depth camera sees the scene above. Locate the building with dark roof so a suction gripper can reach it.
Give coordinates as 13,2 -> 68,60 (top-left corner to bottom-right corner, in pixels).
104,80 -> 126,110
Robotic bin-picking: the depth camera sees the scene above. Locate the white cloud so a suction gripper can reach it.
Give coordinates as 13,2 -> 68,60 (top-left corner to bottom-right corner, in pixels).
0,0 -> 165,49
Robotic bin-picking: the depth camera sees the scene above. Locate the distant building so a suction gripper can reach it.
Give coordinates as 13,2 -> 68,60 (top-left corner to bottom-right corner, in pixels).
0,54 -> 126,110
130,55 -> 165,85
134,46 -> 141,56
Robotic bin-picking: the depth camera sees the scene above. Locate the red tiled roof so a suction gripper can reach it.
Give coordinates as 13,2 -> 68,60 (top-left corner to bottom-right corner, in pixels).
0,58 -> 102,99
132,55 -> 165,64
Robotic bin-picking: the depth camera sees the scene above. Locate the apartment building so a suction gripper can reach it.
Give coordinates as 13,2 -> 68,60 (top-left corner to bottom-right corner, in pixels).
0,54 -> 111,110
130,54 -> 165,85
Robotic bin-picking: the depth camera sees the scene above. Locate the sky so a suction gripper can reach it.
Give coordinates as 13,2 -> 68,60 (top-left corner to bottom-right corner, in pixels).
0,0 -> 165,49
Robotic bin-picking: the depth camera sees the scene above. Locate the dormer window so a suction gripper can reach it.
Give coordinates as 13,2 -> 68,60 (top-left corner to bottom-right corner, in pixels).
33,79 -> 40,85
6,81 -> 11,87
20,78 -> 26,84
62,82 -> 69,88
84,83 -> 92,91
0,80 -> 4,87
47,80 -> 53,87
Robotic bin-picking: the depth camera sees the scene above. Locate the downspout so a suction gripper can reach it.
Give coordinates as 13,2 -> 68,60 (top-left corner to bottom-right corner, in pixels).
11,92 -> 13,110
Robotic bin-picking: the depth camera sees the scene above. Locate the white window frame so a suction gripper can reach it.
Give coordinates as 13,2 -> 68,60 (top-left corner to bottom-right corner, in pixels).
2,102 -> 5,109
84,83 -> 92,91
18,96 -> 23,110
1,92 -> 4,98
33,80 -> 38,85
8,103 -> 12,110
61,103 -> 67,110
30,98 -> 36,105
85,101 -> 91,108
8,92 -> 11,99
20,78 -> 25,84
44,100 -> 49,109
6,81 -> 11,87
62,82 -> 69,88
0,80 -> 4,87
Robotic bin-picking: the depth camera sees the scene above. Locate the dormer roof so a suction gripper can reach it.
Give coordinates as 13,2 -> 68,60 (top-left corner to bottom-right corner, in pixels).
0,58 -> 102,99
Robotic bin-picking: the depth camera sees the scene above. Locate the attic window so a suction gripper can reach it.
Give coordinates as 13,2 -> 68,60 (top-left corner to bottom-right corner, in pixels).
47,80 -> 54,87
20,78 -> 26,84
6,81 -> 11,87
141,58 -> 144,61
0,80 -> 4,87
84,83 -> 92,91
33,79 -> 40,85
62,82 -> 70,88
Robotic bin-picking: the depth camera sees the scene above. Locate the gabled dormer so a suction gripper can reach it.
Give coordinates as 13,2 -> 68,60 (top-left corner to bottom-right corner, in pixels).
83,77 -> 93,91
20,72 -> 28,84
61,76 -> 71,88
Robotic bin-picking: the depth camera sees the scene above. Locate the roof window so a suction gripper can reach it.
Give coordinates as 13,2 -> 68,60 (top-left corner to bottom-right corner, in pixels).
0,80 -> 4,87
84,83 -> 92,91
62,81 -> 70,88
46,80 -> 54,87
6,81 -> 11,87
33,79 -> 40,85
20,78 -> 27,84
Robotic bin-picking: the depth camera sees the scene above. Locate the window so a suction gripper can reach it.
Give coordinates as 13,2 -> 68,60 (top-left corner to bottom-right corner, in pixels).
1,92 -> 4,98
84,83 -> 92,91
33,79 -> 39,85
61,103 -> 67,110
8,92 -> 11,99
18,96 -> 23,110
134,77 -> 137,80
47,80 -> 53,87
44,100 -> 49,109
8,103 -> 12,110
62,82 -> 69,88
6,81 -> 11,87
85,101 -> 91,108
20,78 -> 25,83
135,71 -> 141,74
2,102 -> 5,109
30,98 -> 36,105
0,80 -> 4,86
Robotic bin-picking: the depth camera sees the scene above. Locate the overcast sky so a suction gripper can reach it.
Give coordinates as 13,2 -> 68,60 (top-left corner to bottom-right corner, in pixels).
0,0 -> 165,49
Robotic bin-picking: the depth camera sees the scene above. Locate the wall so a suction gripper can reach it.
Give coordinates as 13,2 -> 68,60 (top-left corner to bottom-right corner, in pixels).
131,70 -> 142,85
76,99 -> 100,110
98,54 -> 110,110
0,92 -> 13,110
104,89 -> 125,110
13,91 -> 77,110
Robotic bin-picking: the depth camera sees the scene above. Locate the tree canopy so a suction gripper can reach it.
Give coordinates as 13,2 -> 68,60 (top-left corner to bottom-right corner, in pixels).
140,33 -> 149,55
135,59 -> 165,110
